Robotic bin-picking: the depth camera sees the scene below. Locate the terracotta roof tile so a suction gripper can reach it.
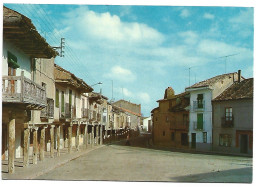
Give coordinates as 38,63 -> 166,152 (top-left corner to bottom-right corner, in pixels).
186,72 -> 238,89
213,78 -> 253,101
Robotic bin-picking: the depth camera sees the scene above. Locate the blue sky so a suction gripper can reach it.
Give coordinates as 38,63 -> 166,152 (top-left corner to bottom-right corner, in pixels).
4,2 -> 254,116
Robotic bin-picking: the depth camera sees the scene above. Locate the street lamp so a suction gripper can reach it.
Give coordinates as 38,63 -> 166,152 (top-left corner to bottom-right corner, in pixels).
91,82 -> 102,87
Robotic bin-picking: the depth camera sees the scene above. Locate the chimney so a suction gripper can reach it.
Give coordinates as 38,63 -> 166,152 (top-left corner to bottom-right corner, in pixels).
238,70 -> 241,83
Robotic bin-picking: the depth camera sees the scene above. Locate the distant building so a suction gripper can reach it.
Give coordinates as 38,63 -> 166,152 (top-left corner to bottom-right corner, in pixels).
185,71 -> 243,151
151,87 -> 190,148
113,100 -> 141,130
142,116 -> 152,132
212,78 -> 253,155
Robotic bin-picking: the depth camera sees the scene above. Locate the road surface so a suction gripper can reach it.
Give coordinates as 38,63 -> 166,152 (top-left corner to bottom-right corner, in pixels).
35,143 -> 252,182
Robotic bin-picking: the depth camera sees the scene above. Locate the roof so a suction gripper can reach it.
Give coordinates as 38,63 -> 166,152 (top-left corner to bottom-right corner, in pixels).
113,105 -> 141,117
3,6 -> 57,58
213,78 -> 253,102
186,72 -> 239,90
151,107 -> 159,113
54,64 -> 93,93
157,91 -> 189,102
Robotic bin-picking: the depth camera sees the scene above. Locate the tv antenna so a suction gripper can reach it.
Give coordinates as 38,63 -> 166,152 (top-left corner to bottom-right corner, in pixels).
217,53 -> 239,73
186,66 -> 197,86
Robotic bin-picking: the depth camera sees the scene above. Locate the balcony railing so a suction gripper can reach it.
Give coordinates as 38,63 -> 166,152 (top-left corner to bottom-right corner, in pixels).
193,121 -> 204,131
81,108 -> 89,118
193,100 -> 205,111
97,113 -> 101,121
40,98 -> 54,118
221,116 -> 234,128
64,103 -> 76,119
91,110 -> 97,121
170,121 -> 189,130
2,72 -> 46,109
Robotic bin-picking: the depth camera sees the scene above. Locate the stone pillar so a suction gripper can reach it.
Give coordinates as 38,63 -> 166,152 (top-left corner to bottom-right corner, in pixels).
39,126 -> 46,161
32,127 -> 38,165
8,112 -> 15,173
23,125 -> 30,167
76,123 -> 80,151
68,123 -> 72,153
91,126 -> 94,147
84,124 -> 88,148
50,125 -> 55,158
100,126 -> 103,145
105,129 -> 108,138
96,125 -> 99,145
56,125 -> 61,156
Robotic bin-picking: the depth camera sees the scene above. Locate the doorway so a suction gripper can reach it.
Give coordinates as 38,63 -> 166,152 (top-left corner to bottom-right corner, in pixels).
191,133 -> 196,148
240,134 -> 248,153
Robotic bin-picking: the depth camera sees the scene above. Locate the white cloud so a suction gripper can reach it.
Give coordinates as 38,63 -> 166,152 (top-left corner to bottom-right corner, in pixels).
228,8 -> 253,38
123,88 -> 133,97
180,9 -> 190,18
63,8 -> 164,46
104,66 -> 136,82
229,8 -> 253,26
138,92 -> 150,103
178,31 -> 198,45
198,39 -> 252,58
203,13 -> 215,19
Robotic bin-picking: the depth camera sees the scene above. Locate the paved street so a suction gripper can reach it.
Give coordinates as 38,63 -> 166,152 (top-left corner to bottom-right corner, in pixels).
35,143 -> 252,182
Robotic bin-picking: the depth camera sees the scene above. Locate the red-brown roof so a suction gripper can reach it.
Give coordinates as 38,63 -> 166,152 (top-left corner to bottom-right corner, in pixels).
3,6 -> 57,58
186,72 -> 239,89
213,78 -> 253,101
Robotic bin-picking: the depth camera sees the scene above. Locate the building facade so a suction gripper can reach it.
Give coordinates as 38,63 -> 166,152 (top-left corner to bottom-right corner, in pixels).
152,87 -> 190,148
212,78 -> 253,155
113,100 -> 141,130
2,6 -> 57,173
185,71 -> 242,151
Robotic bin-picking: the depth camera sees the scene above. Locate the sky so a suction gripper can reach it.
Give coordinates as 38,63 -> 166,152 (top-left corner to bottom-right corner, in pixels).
4,1 -> 255,117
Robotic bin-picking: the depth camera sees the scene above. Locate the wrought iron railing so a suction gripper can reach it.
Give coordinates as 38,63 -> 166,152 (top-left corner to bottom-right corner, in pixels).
193,121 -> 204,131
192,100 -> 205,111
221,116 -> 234,128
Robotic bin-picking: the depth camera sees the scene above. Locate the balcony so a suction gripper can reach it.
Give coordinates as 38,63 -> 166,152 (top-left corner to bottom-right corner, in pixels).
40,98 -> 54,119
192,100 -> 205,111
2,72 -> 46,109
193,121 -> 204,131
64,103 -> 76,119
90,110 -> 97,121
97,113 -> 101,121
221,116 -> 234,128
81,108 -> 89,118
170,121 -> 189,130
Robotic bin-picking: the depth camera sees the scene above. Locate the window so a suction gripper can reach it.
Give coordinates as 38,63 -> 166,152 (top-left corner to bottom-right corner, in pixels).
197,94 -> 204,108
61,91 -> 65,112
55,89 -> 59,108
225,107 -> 233,121
183,114 -> 188,126
203,132 -> 207,143
197,113 -> 203,130
171,132 -> 175,141
103,116 -> 106,123
219,134 -> 232,147
163,131 -> 165,136
69,90 -> 72,106
7,51 -> 19,69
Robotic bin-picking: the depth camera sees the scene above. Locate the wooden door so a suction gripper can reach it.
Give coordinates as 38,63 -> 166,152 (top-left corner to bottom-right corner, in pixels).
191,133 -> 196,148
8,66 -> 16,94
240,134 -> 248,153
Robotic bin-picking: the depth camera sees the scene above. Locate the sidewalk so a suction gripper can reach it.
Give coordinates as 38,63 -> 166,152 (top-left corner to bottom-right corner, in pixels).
2,145 -> 105,180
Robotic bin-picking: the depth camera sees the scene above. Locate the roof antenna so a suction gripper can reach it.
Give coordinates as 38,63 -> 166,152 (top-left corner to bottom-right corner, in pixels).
186,66 -> 197,86
217,53 -> 239,73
